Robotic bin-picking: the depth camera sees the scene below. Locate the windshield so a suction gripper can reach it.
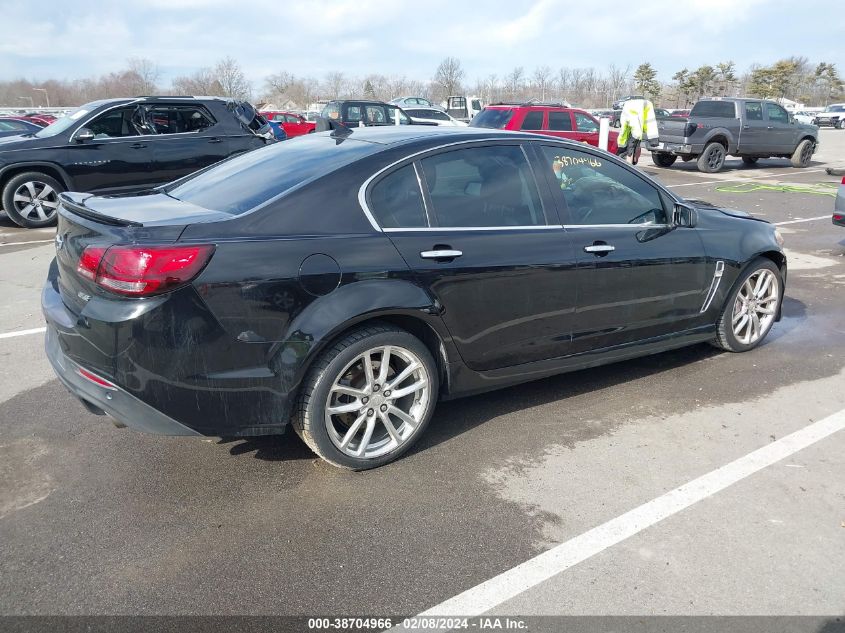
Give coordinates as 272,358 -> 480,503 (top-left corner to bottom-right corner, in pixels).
826,105 -> 845,112
469,108 -> 514,129
165,134 -> 380,215
34,107 -> 91,138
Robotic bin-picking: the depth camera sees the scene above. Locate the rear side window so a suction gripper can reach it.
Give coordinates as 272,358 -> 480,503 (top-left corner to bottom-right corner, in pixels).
470,108 -> 514,129
346,105 -> 362,122
745,102 -> 763,121
145,105 -> 215,134
520,111 -> 544,130
369,164 -> 427,228
690,101 -> 736,118
420,145 -> 545,227
548,112 -> 572,131
574,112 -> 598,132
166,136 -> 379,215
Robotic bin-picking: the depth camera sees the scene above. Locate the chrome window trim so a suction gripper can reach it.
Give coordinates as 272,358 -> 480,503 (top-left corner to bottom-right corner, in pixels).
383,225 -> 564,233
562,223 -> 672,229
358,138 -> 553,233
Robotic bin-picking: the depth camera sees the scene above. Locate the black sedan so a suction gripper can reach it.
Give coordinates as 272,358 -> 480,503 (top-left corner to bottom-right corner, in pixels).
43,127 -> 787,469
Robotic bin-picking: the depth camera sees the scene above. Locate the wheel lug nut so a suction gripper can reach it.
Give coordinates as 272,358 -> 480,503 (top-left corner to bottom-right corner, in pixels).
367,408 -> 374,416
383,390 -> 391,397
362,397 -> 369,404
380,404 -> 388,412
373,384 -> 380,392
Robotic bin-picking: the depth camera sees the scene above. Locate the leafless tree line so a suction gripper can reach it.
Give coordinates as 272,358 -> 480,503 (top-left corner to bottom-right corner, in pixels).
1,55 -> 840,110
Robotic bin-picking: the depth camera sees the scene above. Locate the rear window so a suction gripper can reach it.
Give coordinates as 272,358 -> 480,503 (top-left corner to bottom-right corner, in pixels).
470,108 -> 514,129
165,135 -> 379,215
690,101 -> 736,118
827,105 -> 845,112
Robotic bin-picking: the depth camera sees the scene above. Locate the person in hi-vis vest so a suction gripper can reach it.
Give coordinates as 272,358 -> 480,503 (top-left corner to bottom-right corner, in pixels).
618,98 -> 658,165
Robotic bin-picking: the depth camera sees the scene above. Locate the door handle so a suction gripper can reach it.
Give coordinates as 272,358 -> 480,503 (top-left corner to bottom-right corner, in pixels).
742,125 -> 750,130
208,137 -> 223,143
420,249 -> 463,261
129,143 -> 147,149
584,243 -> 615,255
766,126 -> 774,130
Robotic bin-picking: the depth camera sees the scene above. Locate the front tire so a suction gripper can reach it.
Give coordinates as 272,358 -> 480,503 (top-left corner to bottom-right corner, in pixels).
652,152 -> 677,168
790,139 -> 814,167
293,323 -> 438,470
713,258 -> 783,352
696,143 -> 726,173
1,171 -> 64,228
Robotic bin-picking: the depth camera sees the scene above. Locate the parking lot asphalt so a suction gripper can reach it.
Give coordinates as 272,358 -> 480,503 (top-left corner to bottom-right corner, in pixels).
1,129 -> 843,619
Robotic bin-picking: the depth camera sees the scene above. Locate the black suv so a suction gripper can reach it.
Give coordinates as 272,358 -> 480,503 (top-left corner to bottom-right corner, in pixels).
315,100 -> 413,131
0,96 -> 273,228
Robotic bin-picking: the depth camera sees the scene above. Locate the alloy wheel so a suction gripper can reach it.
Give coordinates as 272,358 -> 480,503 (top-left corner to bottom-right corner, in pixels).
12,180 -> 59,222
706,145 -> 725,170
800,142 -> 813,164
731,269 -> 780,345
324,345 -> 431,460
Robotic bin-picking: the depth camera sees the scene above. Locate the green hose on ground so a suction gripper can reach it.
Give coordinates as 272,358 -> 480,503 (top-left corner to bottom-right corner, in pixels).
714,182 -> 838,197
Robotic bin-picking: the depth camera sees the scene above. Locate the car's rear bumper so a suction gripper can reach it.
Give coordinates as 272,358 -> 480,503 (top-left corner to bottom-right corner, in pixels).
652,141 -> 696,155
45,323 -> 202,436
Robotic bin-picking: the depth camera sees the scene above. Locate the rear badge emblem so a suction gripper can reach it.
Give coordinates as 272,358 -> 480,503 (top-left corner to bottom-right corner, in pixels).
77,291 -> 91,302
55,233 -> 65,251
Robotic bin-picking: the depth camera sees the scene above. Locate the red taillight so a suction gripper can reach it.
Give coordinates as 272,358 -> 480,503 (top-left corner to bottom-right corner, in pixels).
77,244 -> 214,296
835,214 -> 844,221
77,367 -> 117,389
841,176 -> 845,185
77,246 -> 106,281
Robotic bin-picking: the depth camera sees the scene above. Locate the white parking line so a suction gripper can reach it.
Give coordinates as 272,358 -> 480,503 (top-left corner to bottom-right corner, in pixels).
0,327 -> 46,340
666,168 -> 827,188
415,408 -> 845,618
774,215 -> 831,226
0,239 -> 54,247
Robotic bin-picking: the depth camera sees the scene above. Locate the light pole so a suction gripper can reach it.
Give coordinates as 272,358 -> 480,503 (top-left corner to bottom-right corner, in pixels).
18,96 -> 34,107
33,88 -> 49,108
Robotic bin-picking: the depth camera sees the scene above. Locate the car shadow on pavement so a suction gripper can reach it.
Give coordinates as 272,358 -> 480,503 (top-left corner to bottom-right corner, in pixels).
222,296 -> 809,465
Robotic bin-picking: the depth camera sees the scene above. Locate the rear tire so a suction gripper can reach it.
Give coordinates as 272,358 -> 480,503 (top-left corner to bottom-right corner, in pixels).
696,143 -> 726,173
790,139 -> 814,167
712,258 -> 783,352
741,156 -> 759,166
652,153 -> 677,168
1,171 -> 64,228
292,323 -> 438,470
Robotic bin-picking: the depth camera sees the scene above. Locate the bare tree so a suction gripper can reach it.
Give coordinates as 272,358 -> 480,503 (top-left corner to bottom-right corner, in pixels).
127,58 -> 160,95
556,67 -> 571,101
606,64 -> 631,105
213,57 -> 251,100
172,68 -> 223,96
433,57 -> 465,100
324,71 -> 347,99
265,72 -> 294,97
532,65 -> 552,101
504,66 -> 525,100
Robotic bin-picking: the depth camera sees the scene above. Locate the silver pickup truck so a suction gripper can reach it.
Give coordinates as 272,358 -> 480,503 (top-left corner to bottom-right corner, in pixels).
652,97 -> 818,173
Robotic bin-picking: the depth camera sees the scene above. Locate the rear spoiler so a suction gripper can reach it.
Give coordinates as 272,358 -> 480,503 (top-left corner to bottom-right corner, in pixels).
59,193 -> 143,227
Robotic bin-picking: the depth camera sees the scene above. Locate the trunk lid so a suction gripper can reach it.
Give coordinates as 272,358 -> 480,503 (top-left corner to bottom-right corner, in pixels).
55,192 -> 196,315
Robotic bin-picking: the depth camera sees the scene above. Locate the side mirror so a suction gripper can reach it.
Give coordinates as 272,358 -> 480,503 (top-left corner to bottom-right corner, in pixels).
673,203 -> 698,228
75,128 -> 95,142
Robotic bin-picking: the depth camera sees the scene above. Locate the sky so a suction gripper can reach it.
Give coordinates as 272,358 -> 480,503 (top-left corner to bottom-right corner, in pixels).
0,0 -> 842,90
